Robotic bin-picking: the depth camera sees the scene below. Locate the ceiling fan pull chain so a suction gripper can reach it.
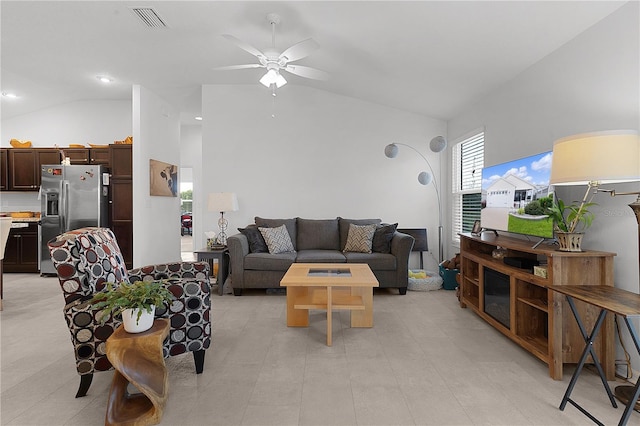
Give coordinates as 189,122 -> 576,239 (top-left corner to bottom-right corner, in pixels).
271,86 -> 277,118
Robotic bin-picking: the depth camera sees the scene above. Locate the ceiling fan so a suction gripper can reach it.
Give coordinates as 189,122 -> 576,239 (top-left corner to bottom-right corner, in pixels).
215,13 -> 329,90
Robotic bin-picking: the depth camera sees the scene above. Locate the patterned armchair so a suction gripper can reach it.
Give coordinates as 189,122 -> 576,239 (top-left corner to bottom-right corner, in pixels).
47,227 -> 211,397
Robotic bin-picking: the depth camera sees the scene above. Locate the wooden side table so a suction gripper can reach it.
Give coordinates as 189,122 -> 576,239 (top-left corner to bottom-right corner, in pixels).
105,319 -> 170,426
195,247 -> 229,295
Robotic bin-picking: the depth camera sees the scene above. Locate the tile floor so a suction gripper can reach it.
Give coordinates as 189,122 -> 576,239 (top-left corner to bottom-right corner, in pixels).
1,272 -> 639,425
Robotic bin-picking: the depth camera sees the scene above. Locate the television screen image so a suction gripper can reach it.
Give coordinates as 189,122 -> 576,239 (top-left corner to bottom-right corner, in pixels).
481,151 -> 554,239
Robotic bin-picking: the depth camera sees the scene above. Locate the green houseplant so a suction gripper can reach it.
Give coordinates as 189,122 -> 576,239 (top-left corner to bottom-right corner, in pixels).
91,280 -> 173,333
547,197 -> 596,251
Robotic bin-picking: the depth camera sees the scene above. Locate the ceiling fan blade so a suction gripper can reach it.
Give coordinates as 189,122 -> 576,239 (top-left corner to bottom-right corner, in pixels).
213,64 -> 263,71
279,38 -> 319,63
283,64 -> 329,81
221,34 -> 266,59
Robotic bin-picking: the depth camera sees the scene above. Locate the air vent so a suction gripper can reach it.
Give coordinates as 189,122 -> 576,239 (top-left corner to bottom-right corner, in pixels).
130,7 -> 168,28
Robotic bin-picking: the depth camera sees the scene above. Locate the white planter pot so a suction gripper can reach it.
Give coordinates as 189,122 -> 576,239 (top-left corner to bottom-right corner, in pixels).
122,305 -> 155,333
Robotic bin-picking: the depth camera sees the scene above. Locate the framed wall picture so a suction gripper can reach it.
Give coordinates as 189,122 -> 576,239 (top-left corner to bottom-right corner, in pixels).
471,219 -> 482,236
149,159 -> 178,197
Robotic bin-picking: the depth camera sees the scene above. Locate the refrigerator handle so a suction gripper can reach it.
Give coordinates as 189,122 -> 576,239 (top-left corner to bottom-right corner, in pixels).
61,180 -> 70,232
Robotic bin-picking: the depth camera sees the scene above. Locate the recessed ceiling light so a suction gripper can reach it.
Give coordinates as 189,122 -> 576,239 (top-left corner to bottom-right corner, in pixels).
96,76 -> 113,83
2,92 -> 19,99
195,116 -> 203,121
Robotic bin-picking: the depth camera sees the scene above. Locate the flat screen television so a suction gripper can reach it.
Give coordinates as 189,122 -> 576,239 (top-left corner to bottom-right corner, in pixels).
480,151 -> 554,239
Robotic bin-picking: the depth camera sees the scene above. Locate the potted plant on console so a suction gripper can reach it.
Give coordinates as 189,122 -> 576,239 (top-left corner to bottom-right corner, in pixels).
547,197 -> 596,252
91,280 -> 173,333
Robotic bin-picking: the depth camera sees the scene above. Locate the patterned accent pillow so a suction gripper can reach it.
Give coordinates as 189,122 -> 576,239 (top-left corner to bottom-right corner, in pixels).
259,224 -> 295,254
343,223 -> 377,253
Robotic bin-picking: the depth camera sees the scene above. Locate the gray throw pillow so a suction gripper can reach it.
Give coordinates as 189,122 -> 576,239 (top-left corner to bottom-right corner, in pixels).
343,223 -> 376,253
372,223 -> 398,253
238,225 -> 268,253
259,224 -> 295,254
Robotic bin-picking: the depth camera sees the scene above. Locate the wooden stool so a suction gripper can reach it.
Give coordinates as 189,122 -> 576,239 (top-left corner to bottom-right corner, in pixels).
105,319 -> 170,426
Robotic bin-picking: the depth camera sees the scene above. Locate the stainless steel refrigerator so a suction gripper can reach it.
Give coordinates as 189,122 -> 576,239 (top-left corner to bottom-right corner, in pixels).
39,164 -> 109,275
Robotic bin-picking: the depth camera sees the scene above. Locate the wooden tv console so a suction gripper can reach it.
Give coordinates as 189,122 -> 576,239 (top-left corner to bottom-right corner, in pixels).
459,232 -> 615,380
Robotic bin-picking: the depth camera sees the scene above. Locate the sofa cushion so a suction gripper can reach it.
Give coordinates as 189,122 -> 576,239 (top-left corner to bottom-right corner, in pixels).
244,252 -> 297,271
255,217 -> 297,250
296,218 -> 340,251
295,250 -> 347,263
372,223 -> 398,254
339,218 -> 381,250
344,252 -> 397,270
343,223 -> 376,253
259,225 -> 295,254
238,225 -> 268,253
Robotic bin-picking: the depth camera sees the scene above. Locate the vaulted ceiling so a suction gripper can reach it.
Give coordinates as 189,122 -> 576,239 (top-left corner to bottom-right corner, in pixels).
0,1 -> 627,125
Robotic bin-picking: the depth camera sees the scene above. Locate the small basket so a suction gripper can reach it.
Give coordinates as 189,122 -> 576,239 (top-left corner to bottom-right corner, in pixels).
408,270 -> 443,291
439,263 -> 460,290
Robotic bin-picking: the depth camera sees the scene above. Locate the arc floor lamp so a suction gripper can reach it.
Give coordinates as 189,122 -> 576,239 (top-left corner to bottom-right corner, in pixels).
384,136 -> 447,263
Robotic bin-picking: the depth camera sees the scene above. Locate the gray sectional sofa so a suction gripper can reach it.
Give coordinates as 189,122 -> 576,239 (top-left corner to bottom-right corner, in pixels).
227,217 -> 415,296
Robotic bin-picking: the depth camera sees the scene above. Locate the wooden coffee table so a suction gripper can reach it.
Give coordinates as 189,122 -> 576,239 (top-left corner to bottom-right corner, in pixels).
280,263 -> 379,346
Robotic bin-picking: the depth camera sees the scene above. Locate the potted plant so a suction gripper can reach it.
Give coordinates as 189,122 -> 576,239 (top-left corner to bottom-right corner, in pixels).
91,280 -> 173,333
547,197 -> 596,252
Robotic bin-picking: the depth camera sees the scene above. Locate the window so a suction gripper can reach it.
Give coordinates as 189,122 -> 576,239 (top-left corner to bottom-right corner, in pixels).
452,131 -> 484,243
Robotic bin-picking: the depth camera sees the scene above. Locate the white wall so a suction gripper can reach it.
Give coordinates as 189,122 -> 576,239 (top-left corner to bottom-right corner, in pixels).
0,100 -> 131,213
1,99 -> 131,148
201,84 -> 447,271
447,2 -> 640,376
132,85 -> 181,266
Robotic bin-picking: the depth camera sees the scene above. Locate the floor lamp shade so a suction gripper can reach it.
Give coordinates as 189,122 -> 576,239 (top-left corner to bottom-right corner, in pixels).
550,130 -> 640,186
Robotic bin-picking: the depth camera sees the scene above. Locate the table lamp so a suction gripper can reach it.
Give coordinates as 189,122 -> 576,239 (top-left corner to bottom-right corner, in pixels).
207,192 -> 239,246
549,130 -> 640,409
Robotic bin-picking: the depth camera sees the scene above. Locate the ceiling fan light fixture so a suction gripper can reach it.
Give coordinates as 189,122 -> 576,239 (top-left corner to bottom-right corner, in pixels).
259,69 -> 287,88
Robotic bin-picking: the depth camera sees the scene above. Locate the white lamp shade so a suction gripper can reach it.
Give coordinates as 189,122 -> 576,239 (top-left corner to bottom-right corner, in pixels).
208,192 -> 239,212
429,136 -> 447,153
418,171 -> 432,186
384,143 -> 399,158
550,130 -> 640,186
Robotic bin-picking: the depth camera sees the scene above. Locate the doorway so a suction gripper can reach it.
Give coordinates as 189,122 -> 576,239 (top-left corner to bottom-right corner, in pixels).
180,167 -> 194,261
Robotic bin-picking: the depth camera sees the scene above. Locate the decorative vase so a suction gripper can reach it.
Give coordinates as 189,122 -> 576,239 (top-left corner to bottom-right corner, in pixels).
556,232 -> 584,252
122,305 -> 155,333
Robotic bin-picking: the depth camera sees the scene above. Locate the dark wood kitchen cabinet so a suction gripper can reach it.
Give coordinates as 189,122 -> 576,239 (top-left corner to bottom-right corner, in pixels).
8,148 -> 60,190
0,149 -> 7,191
65,148 -> 90,164
89,148 -> 110,166
110,144 -> 133,268
3,222 -> 39,273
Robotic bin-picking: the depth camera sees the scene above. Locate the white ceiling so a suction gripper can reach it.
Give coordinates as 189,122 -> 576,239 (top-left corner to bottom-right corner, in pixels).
0,1 -> 628,126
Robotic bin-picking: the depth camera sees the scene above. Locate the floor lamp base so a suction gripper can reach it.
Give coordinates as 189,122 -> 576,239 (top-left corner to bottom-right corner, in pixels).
614,385 -> 640,412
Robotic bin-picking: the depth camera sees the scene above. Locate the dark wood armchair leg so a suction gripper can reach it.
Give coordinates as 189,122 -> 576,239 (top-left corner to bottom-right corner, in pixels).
193,349 -> 205,374
75,374 -> 93,398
